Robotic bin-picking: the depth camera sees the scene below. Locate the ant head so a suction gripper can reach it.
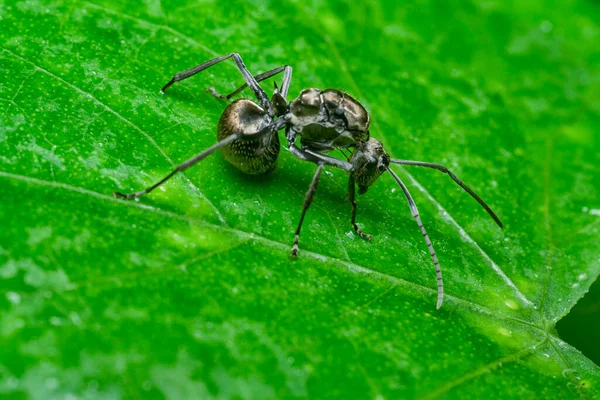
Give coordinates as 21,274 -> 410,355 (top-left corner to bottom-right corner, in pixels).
351,138 -> 390,194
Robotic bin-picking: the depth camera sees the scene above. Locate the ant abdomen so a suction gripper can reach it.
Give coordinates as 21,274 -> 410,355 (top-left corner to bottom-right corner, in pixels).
217,99 -> 280,175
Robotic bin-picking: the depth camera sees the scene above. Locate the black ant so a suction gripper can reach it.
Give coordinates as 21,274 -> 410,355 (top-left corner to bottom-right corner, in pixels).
114,53 -> 503,309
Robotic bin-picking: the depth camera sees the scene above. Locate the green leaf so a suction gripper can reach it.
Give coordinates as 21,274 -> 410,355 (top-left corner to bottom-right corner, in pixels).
1,0 -> 599,399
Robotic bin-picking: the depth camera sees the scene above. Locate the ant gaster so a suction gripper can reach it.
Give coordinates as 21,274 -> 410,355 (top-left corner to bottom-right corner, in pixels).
114,53 -> 503,309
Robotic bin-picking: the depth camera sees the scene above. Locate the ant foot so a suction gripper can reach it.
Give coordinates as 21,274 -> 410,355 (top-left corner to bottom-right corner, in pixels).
207,86 -> 227,99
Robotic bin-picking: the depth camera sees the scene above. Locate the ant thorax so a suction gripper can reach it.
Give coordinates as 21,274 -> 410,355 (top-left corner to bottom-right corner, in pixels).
283,88 -> 370,152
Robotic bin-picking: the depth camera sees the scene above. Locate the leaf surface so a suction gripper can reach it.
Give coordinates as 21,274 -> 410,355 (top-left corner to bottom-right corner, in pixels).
1,0 -> 599,399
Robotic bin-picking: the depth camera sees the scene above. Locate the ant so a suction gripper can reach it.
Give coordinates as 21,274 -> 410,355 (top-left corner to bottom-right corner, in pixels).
114,53 -> 503,309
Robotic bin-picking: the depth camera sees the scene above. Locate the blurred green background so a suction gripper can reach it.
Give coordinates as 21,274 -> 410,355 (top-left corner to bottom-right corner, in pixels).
1,0 -> 599,399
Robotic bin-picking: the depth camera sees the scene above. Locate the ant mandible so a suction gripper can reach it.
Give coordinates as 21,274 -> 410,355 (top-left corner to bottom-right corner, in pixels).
114,53 -> 503,309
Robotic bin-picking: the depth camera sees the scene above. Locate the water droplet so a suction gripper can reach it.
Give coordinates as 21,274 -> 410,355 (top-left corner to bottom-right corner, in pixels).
232,287 -> 238,294
577,273 -> 588,282
50,316 -> 62,325
70,312 -> 82,326
6,291 -> 21,305
562,369 -> 575,378
540,20 -> 553,33
6,376 -> 19,389
45,378 -> 58,389
498,327 -> 512,337
590,209 -> 600,216
572,282 -> 580,288
582,206 -> 589,212
504,299 -> 519,310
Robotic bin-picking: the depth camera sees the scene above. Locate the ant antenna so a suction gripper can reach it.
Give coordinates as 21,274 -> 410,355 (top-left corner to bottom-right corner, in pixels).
387,167 -> 444,309
390,159 -> 503,228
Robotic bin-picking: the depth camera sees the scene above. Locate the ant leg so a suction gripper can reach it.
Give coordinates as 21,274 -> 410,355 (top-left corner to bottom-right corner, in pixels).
304,148 -> 354,171
209,65 -> 292,99
114,133 -> 242,200
291,162 -> 325,257
283,128 -> 352,171
162,53 -> 234,92
347,174 -> 372,240
387,167 -> 444,309
390,159 -> 503,228
289,145 -> 353,171
162,53 -> 270,110
208,66 -> 286,98
279,65 -> 292,98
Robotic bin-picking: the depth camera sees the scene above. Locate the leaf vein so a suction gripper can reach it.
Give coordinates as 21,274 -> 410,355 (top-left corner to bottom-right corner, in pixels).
420,341 -> 542,399
69,239 -> 250,292
82,2 -> 218,57
538,137 -> 555,316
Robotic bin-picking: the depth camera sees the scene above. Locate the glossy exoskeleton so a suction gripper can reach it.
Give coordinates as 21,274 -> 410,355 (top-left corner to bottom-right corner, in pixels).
114,53 -> 503,309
